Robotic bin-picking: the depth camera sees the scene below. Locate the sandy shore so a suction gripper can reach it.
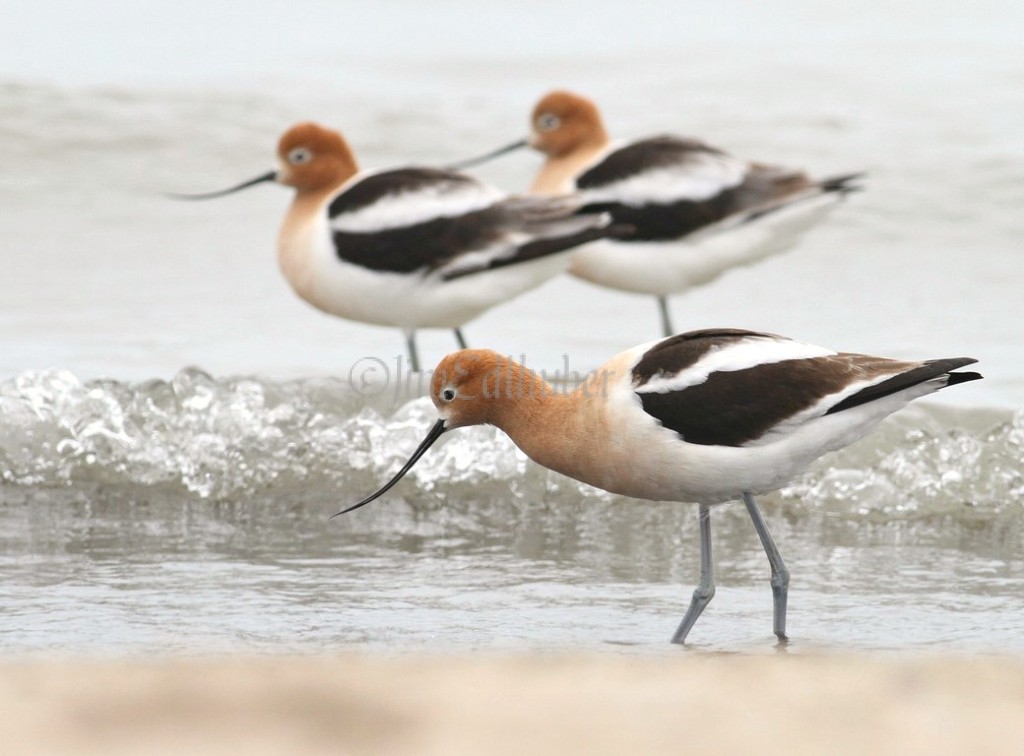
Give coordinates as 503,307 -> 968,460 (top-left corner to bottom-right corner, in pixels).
2,653 -> 1023,755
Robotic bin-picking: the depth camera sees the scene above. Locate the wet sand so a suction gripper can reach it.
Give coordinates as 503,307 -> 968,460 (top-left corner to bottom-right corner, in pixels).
2,653 -> 1022,755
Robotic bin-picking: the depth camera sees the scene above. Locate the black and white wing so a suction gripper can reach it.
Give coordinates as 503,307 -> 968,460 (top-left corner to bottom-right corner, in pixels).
329,167 -> 615,280
631,329 -> 980,447
576,136 -> 861,241
328,167 -> 504,274
437,194 -> 619,281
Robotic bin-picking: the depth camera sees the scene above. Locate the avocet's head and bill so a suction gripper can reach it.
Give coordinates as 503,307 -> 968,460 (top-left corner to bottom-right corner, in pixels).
175,122 -> 621,372
338,329 -> 981,644
453,90 -> 864,338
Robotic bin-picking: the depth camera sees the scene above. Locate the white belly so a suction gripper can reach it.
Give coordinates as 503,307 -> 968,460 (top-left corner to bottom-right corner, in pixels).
569,193 -> 841,296
284,222 -> 570,330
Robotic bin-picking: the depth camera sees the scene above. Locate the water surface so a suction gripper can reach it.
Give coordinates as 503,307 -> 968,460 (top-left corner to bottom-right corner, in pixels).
1,0 -> 1022,656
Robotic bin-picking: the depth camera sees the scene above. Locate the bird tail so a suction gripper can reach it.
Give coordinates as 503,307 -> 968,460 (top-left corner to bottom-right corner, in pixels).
819,172 -> 866,195
826,357 -> 982,415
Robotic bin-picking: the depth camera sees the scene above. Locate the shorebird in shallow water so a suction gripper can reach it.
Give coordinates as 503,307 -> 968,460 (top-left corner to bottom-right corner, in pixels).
175,122 -> 622,371
453,90 -> 863,337
337,328 -> 980,644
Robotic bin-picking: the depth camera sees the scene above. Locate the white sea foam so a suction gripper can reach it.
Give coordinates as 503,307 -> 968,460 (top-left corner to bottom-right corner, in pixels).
1,370 -> 1019,522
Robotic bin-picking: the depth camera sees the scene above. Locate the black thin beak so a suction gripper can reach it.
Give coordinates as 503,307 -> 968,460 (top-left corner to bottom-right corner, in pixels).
331,418 -> 447,518
167,170 -> 279,200
446,138 -> 529,171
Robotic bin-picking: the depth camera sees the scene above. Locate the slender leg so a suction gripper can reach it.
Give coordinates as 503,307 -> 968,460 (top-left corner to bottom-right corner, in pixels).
742,492 -> 790,642
453,327 -> 468,350
671,503 -> 715,644
404,330 -> 421,373
657,295 -> 674,338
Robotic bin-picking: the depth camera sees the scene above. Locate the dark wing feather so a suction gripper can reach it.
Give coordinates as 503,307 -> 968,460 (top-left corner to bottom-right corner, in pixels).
632,330 -> 826,447
576,137 -> 743,240
578,194 -> 737,241
637,358 -> 858,447
332,207 -> 507,274
576,136 -> 725,189
576,136 -> 862,241
330,168 -> 508,273
328,167 -> 478,218
440,223 -> 617,281
330,171 -> 617,277
825,357 -> 980,414
631,329 -> 775,386
440,195 -> 620,280
633,331 -> 980,448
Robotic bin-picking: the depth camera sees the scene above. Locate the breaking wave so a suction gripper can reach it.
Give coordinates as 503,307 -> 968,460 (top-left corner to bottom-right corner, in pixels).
1,368 -> 1021,521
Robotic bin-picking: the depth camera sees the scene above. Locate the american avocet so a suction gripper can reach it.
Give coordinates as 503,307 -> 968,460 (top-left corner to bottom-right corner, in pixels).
453,91 -> 863,337
336,329 -> 981,643
174,122 -> 622,371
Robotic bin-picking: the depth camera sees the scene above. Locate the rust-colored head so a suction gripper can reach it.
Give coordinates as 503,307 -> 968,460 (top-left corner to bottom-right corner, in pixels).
169,121 -> 360,201
275,122 -> 359,193
529,90 -> 609,157
430,349 -> 534,430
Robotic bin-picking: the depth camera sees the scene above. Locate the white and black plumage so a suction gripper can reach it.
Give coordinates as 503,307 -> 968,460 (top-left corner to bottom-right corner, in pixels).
339,328 -> 981,643
175,122 -> 622,371
453,91 -> 863,337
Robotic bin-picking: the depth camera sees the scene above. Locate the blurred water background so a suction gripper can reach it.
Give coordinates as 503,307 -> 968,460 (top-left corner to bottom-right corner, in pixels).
1,0 -> 1022,655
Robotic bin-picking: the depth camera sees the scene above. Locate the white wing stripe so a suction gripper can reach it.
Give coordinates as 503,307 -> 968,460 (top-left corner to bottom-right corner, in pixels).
581,153 -> 748,205
331,182 -> 504,233
637,338 -> 837,394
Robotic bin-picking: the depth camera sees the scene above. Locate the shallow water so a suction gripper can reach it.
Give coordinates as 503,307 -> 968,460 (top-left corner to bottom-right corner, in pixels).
1,372 -> 1021,655
1,0 -> 1023,655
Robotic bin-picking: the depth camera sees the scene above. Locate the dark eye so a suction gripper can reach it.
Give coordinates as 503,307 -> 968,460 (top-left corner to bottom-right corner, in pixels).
441,388 -> 456,402
536,113 -> 561,132
287,147 -> 312,165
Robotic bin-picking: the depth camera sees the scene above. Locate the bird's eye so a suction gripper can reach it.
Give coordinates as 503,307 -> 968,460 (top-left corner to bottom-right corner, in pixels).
287,147 -> 312,165
441,387 -> 456,402
536,113 -> 561,132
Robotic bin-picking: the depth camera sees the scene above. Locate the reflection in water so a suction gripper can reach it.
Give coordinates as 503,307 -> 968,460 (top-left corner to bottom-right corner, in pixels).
2,3 -> 1022,659
1,480 -> 1021,655
1,370 -> 1022,655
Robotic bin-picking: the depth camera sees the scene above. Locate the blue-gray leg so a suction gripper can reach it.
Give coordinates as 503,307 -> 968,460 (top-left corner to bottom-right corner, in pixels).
453,328 -> 468,350
742,492 -> 790,642
671,503 -> 715,644
657,295 -> 674,338
404,330 -> 421,374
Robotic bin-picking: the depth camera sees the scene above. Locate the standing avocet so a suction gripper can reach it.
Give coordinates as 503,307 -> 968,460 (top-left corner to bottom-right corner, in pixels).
453,91 -> 862,337
175,122 -> 622,371
336,329 -> 980,643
